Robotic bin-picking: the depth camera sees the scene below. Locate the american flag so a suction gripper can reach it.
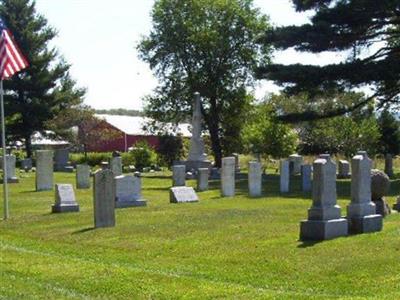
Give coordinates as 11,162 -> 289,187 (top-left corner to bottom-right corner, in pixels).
0,18 -> 28,80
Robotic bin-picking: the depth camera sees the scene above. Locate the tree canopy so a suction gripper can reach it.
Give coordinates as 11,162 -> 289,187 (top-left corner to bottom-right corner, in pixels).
1,0 -> 85,156
138,0 -> 270,166
256,0 -> 400,121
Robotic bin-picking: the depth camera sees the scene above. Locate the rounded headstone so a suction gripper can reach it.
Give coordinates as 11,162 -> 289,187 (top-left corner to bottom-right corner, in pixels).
371,169 -> 390,201
371,169 -> 391,217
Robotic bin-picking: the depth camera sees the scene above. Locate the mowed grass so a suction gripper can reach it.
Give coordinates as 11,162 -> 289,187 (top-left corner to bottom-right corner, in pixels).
1,170 -> 400,299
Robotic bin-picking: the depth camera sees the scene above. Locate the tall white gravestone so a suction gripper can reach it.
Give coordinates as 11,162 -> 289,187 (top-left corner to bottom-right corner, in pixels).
300,155 -> 348,240
76,164 -> 91,189
172,165 -> 186,187
289,154 -> 303,175
280,160 -> 289,193
347,151 -> 382,233
114,174 -> 146,208
52,184 -> 79,213
248,161 -> 262,197
93,169 -> 115,228
197,168 -> 209,191
35,150 -> 54,191
1,155 -> 18,183
221,157 -> 235,197
110,156 -> 122,176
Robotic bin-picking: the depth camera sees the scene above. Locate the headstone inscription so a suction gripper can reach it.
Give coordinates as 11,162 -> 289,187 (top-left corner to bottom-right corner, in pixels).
170,186 -> 199,203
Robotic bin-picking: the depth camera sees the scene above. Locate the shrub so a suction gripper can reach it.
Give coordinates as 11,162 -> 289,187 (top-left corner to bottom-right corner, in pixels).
129,140 -> 157,171
70,152 -> 112,166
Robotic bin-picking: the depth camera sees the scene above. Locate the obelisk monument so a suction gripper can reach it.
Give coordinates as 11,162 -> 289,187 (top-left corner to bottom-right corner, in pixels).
179,92 -> 210,172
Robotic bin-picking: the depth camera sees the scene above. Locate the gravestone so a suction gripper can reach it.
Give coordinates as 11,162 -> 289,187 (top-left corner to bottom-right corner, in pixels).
1,155 -> 18,183
93,169 -> 115,228
232,153 -> 240,173
170,186 -> 199,203
172,165 -> 186,187
289,154 -> 303,175
20,158 -> 32,171
347,151 -> 382,234
393,196 -> 400,211
101,161 -> 109,170
371,169 -> 391,217
280,160 -> 290,193
221,156 -> 235,197
300,155 -> 348,241
338,160 -> 350,178
114,175 -> 146,208
197,168 -> 209,191
301,164 -> 312,192
384,154 -> 393,178
76,164 -> 91,189
52,184 -> 79,213
54,148 -> 71,172
210,167 -> 220,180
248,161 -> 262,197
110,156 -> 122,176
179,92 -> 211,171
35,150 -> 53,191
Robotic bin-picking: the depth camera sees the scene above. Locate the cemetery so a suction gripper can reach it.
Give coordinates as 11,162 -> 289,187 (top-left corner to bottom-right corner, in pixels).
1,0 -> 400,299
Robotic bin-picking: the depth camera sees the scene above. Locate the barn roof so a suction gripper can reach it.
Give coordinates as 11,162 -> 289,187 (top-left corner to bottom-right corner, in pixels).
95,114 -> 192,137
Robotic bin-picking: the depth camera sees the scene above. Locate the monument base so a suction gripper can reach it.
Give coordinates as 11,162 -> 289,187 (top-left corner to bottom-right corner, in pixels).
5,177 -> 19,183
52,204 -> 80,213
115,199 -> 147,208
337,174 -> 351,179
348,214 -> 382,234
176,160 -> 211,172
300,218 -> 348,241
54,166 -> 74,173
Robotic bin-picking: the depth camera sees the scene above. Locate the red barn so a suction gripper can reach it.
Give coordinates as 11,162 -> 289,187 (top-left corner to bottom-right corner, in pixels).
87,114 -> 191,152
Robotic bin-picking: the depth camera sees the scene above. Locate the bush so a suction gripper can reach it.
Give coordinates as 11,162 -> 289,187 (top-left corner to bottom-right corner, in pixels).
70,152 -> 112,166
128,140 -> 157,171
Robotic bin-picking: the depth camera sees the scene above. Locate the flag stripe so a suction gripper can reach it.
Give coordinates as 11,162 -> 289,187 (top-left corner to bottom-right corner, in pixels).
0,27 -> 28,79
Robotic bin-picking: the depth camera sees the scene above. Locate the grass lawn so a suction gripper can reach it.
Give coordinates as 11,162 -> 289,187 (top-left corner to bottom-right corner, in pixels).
1,170 -> 400,299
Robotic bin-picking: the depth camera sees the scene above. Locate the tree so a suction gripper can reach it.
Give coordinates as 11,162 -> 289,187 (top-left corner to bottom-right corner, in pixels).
377,109 -> 400,155
256,0 -> 400,122
138,0 -> 270,166
157,134 -> 184,167
0,0 -> 85,157
242,102 -> 297,158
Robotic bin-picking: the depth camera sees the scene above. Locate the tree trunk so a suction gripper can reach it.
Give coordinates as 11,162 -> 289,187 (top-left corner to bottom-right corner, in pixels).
24,134 -> 32,158
208,122 -> 222,167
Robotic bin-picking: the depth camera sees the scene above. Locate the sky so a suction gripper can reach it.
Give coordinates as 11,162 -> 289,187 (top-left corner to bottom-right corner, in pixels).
34,0 -> 344,110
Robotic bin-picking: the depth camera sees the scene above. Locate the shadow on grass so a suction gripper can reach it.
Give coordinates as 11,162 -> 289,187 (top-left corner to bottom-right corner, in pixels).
297,240 -> 323,248
72,227 -> 95,234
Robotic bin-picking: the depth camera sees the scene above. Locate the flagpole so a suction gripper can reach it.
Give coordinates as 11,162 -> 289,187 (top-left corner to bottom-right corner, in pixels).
1,80 -> 8,220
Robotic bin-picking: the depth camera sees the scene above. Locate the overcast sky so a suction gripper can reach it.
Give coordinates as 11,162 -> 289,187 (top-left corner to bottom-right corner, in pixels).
34,0 -> 343,110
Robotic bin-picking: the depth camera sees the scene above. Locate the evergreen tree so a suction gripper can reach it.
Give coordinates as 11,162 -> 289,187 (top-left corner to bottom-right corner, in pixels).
256,0 -> 400,122
0,0 -> 85,157
138,0 -> 270,166
377,109 -> 400,155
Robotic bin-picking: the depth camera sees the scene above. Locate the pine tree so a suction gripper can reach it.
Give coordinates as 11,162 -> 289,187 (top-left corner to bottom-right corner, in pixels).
0,0 -> 85,157
256,0 -> 400,122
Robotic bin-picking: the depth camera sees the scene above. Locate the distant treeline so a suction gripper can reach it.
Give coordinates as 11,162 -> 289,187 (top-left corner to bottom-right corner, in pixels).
95,109 -> 144,117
